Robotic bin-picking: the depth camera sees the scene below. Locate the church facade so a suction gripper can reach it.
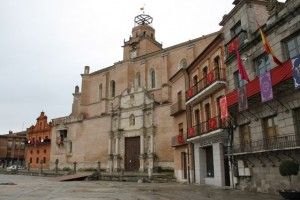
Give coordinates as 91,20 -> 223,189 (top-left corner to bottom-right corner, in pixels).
49,13 -> 218,173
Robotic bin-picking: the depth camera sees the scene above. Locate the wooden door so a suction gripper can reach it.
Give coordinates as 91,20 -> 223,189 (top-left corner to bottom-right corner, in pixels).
125,137 -> 140,171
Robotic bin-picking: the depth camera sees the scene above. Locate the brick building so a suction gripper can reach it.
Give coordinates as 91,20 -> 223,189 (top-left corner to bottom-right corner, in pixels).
26,112 -> 52,169
0,130 -> 26,168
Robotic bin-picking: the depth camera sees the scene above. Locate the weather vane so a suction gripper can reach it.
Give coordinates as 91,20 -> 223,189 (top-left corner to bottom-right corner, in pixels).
135,4 -> 152,25
140,4 -> 145,14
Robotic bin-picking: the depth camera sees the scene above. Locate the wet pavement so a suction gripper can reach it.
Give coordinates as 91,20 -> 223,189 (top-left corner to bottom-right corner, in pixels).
0,174 -> 280,200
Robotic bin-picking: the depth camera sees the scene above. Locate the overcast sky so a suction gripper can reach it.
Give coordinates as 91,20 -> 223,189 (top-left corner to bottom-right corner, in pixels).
0,0 -> 259,134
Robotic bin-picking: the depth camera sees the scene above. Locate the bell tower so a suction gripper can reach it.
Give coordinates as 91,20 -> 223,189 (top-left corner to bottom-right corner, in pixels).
123,13 -> 162,60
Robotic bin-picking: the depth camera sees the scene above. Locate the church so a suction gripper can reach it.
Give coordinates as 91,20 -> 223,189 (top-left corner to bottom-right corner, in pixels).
49,12 -> 218,174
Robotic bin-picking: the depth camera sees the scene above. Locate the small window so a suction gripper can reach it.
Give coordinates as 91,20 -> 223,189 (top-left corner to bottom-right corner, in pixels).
59,130 -> 68,142
285,33 -> 300,59
129,114 -> 135,126
150,69 -> 156,88
193,75 -> 198,86
230,21 -> 241,38
135,72 -> 141,87
110,80 -> 116,97
98,84 -> 102,101
254,53 -> 272,76
36,157 -> 39,164
30,150 -> 33,154
37,150 -> 39,154
44,149 -> 46,154
179,123 -> 183,135
68,141 -> 72,153
30,157 -> 32,163
43,157 -> 46,164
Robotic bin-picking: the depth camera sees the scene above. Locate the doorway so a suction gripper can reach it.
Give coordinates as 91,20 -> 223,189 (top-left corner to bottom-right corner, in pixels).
125,137 -> 140,171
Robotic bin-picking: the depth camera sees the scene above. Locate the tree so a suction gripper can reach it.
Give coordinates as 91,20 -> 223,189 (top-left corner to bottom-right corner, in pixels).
279,160 -> 299,188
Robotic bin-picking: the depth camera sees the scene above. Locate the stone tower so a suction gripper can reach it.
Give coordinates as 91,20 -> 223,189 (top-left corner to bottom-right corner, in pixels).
123,13 -> 162,60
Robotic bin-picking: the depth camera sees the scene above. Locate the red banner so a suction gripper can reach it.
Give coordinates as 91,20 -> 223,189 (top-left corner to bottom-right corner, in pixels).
177,134 -> 184,144
220,96 -> 229,119
188,127 -> 195,137
207,71 -> 215,84
187,88 -> 193,98
208,118 -> 217,130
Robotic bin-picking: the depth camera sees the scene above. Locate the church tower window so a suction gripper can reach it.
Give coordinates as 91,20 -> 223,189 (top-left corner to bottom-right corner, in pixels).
110,80 -> 116,97
150,69 -> 156,89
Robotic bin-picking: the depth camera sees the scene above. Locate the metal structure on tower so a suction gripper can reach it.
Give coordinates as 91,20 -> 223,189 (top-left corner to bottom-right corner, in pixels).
134,14 -> 153,25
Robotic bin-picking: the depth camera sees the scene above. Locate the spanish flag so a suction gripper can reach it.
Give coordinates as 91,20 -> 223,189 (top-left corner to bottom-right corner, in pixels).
259,28 -> 282,66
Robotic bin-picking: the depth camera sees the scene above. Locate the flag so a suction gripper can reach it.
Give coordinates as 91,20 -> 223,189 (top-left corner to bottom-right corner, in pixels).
238,85 -> 248,111
260,71 -> 273,102
220,96 -> 229,119
292,55 -> 300,89
208,118 -> 217,130
236,48 -> 250,82
228,38 -> 239,53
259,28 -> 282,66
228,38 -> 250,82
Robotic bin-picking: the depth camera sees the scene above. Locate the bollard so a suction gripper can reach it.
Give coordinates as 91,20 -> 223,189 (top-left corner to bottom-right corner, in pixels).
55,159 -> 59,174
73,161 -> 77,174
27,163 -> 30,172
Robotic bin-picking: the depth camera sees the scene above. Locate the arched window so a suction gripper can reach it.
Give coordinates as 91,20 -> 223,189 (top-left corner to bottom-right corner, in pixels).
135,72 -> 141,87
214,56 -> 221,77
99,84 -> 102,101
110,80 -> 115,97
129,114 -> 135,126
214,56 -> 220,69
150,69 -> 155,89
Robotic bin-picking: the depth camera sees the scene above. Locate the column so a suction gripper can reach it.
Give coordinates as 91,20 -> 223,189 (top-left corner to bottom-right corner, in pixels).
139,133 -> 145,172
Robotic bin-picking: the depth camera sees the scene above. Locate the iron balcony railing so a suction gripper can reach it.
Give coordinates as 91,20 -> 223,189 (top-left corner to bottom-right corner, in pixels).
233,134 -> 300,154
187,115 -> 227,139
171,133 -> 187,147
170,101 -> 185,116
225,29 -> 248,59
186,68 -> 226,101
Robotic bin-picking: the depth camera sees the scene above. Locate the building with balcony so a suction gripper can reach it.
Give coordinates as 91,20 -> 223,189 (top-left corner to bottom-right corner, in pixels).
25,112 -> 52,169
0,130 -> 26,168
49,13 -> 219,172
185,32 -> 230,187
222,0 -> 300,193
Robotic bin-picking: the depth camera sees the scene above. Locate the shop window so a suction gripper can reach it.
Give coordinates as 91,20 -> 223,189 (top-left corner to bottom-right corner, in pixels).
205,146 -> 214,177
254,53 -> 272,76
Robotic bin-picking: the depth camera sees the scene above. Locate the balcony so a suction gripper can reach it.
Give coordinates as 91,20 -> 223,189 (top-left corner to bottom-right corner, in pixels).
26,138 -> 51,146
225,29 -> 248,60
187,115 -> 227,140
171,133 -> 187,147
170,101 -> 185,116
186,68 -> 226,104
233,134 -> 300,154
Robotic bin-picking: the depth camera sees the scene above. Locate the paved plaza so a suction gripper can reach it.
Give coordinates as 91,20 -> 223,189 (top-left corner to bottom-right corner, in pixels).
0,174 -> 281,200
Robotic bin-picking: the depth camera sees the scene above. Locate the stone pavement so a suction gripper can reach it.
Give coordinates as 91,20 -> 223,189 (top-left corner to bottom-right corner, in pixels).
0,174 -> 280,200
